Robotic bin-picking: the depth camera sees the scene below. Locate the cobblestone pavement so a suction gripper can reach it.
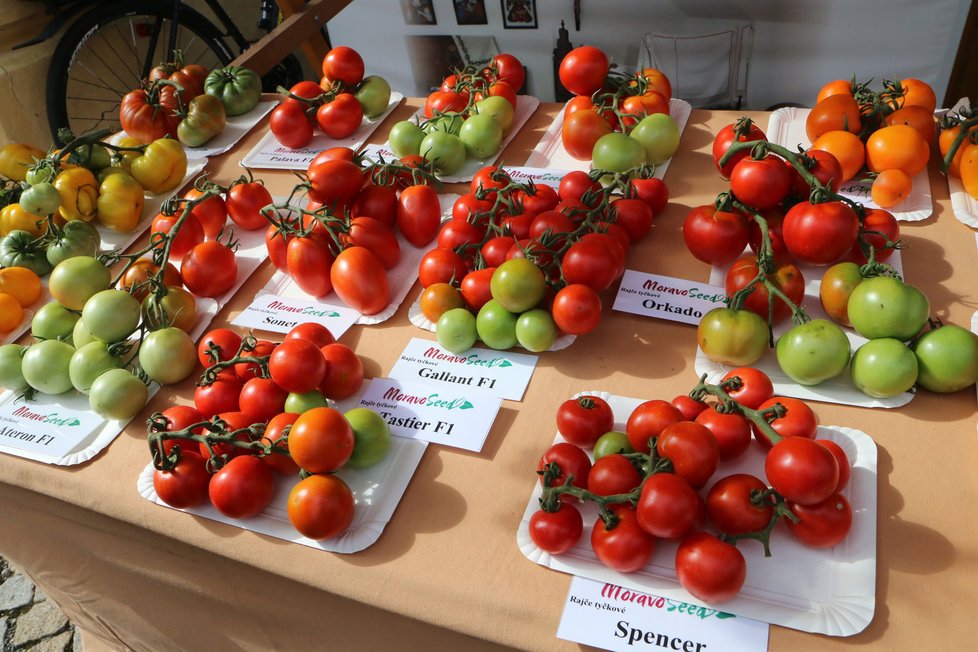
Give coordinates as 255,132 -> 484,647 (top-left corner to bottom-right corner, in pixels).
0,557 -> 79,651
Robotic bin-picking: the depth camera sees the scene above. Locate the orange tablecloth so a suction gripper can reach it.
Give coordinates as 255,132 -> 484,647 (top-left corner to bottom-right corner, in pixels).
1,99 -> 977,651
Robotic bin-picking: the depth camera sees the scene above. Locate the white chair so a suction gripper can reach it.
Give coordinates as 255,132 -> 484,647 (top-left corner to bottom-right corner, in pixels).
640,24 -> 753,109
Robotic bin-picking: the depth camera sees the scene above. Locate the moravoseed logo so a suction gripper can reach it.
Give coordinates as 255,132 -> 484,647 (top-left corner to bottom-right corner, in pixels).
423,347 -> 513,368
382,386 -> 474,410
12,405 -> 81,427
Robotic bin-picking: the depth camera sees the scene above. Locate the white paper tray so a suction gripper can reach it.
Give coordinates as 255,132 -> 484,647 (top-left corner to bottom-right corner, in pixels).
523,99 -> 692,180
694,249 -> 913,409
517,390 -> 878,637
0,297 -> 218,465
238,93 -> 404,170
260,194 -> 457,325
365,95 -> 540,184
182,100 -> 277,158
137,434 -> 427,553
766,107 -> 932,222
948,175 -> 978,227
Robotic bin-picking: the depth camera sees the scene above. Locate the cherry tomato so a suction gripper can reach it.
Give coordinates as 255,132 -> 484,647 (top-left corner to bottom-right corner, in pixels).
208,455 -> 275,518
706,473 -> 773,535
636,473 -> 701,539
528,504 -> 583,554
765,436 -> 839,506
587,454 -> 642,499
591,506 -> 656,573
752,396 -> 818,448
675,531 -> 746,603
153,451 -> 211,508
626,400 -> 683,454
785,492 -> 852,548
695,408 -> 752,460
538,442 -> 592,501
557,395 -> 614,448
720,367 -> 773,409
319,343 -> 363,400
656,421 -> 719,489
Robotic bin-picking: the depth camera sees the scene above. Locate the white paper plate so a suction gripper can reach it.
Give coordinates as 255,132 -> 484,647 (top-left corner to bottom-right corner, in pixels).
694,249 -> 913,409
260,194 -> 458,325
948,175 -> 978,228
522,99 -> 692,180
517,391 -> 878,637
97,157 -> 209,254
0,298 -> 219,466
238,93 -> 404,170
766,108 -> 932,222
137,434 -> 427,553
182,100 -> 277,158
365,95 -> 541,184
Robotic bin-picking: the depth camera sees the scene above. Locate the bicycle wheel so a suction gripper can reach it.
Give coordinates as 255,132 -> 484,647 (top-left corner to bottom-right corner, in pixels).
46,0 -> 234,140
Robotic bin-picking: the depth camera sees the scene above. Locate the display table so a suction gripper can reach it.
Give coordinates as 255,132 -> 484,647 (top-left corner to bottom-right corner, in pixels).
1,100 -> 976,651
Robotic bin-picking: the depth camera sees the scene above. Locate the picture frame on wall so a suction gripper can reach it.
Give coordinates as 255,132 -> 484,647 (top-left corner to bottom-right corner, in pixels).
401,0 -> 436,25
453,0 -> 488,25
500,0 -> 537,29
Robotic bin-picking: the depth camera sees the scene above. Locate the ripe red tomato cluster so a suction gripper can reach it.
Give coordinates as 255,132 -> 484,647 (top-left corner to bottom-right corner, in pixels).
557,46 -> 676,166
528,369 -> 854,604
152,322 -> 373,539
431,52 -> 525,112
416,164 -> 668,348
264,147 -> 450,313
270,46 -> 391,149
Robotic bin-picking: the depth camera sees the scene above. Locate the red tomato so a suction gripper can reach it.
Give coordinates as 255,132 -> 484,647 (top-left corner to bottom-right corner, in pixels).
204,411 -> 256,459
287,234 -> 334,298
675,531 -> 746,603
538,442 -> 592,501
610,198 -> 653,242
208,455 -> 275,518
557,395 -> 614,448
288,473 -> 356,539
492,53 -> 525,92
154,451 -> 211,509
309,147 -> 356,167
194,373 -> 242,418
656,422 -> 719,489
752,396 -> 818,447
725,256 -> 805,325
263,412 -> 300,476
424,90 -> 467,118
628,177 -> 669,215
517,183 -> 560,215
418,248 -> 468,288
351,183 -> 398,228
559,170 -> 602,204
729,155 -> 792,210
695,408 -> 752,460
451,193 -> 493,223
397,184 -> 442,247
682,205 -> 749,265
270,102 -> 313,149
285,323 -> 335,349
591,506 -> 656,572
316,93 -> 364,139
782,200 -> 859,266
474,80 -> 517,109
226,181 -> 273,231
626,400 -> 683,454
706,473 -> 773,535
234,339 -> 276,381
289,407 -> 354,473
559,46 -> 609,96
460,267 -> 495,312
552,284 -> 602,336
331,246 -> 389,314
720,367 -> 774,409
816,439 -> 851,492
587,454 -> 642,498
712,120 -> 767,178
151,212 -> 204,260
319,343 -> 364,400
438,219 -> 485,252
322,46 -> 364,86
561,109 -> 612,160
765,436 -> 839,505
197,328 -> 242,367
670,395 -> 707,420
786,149 -> 843,196
529,504 -> 583,554
345,216 -> 401,269
481,236 -> 515,268
785,493 -> 852,547
635,472 -> 701,539
181,241 -> 238,298
265,225 -> 291,273
308,159 -> 364,207
269,338 -> 326,394
470,165 -> 509,199
561,240 -> 620,292
746,207 -> 790,262
845,208 -> 899,264
238,377 -> 288,423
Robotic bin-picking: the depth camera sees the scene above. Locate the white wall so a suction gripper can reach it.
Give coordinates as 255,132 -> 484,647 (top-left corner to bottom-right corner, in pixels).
328,0 -> 969,109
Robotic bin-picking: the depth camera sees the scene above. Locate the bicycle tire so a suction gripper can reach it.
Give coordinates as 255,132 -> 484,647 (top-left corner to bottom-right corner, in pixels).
46,0 -> 235,141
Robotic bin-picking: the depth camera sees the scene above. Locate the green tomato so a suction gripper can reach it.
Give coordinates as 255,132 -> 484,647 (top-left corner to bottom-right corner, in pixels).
515,309 -> 558,352
697,308 -> 769,367
69,341 -> 121,395
177,94 -> 227,148
82,289 -> 140,342
139,327 -> 196,385
629,113 -> 681,165
89,368 -> 148,421
476,299 -> 519,350
422,114 -> 464,135
21,339 -> 75,394
71,144 -> 111,171
593,431 -> 633,461
775,319 -> 851,385
71,317 -> 98,348
204,66 -> 262,116
490,258 -> 546,313
0,230 -> 52,276
458,113 -> 503,159
25,165 -> 54,186
912,325 -> 978,392
475,96 -> 515,133
285,391 -> 329,414
436,308 -> 478,353
419,131 -> 466,175
848,276 -> 929,341
389,121 -> 426,157
0,344 -> 28,392
32,302 -> 80,341
49,255 -> 111,311
591,132 -> 646,174
19,182 -> 61,216
344,407 -> 391,469
46,220 -> 101,268
850,337 -> 918,398
355,75 -> 392,119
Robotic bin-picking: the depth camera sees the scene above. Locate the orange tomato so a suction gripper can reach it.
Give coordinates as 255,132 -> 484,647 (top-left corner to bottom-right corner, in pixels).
810,131 -> 865,183
420,282 -> 464,323
0,266 -> 42,307
871,169 -> 912,207
961,144 -> 978,200
816,79 -> 853,104
118,258 -> 183,300
885,105 -> 936,144
0,293 -> 23,331
637,68 -> 672,102
939,126 -> 974,178
898,78 -> 937,114
0,204 -> 46,237
806,95 -> 862,143
865,124 -> 930,176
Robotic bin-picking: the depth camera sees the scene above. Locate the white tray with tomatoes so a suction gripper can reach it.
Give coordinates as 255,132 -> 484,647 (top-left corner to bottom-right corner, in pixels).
516,391 -> 878,637
182,100 -> 277,159
694,249 -> 914,409
523,99 -> 692,179
767,108 -> 932,222
0,298 -> 219,466
259,194 -> 458,325
238,93 -> 404,170
137,432 -> 426,553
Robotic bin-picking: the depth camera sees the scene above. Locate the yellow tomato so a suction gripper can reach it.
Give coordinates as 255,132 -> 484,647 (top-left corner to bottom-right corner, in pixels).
130,138 -> 187,194
0,266 -> 42,307
0,144 -> 45,181
0,204 -> 46,237
0,293 -> 23,331
96,172 -> 144,232
54,167 -> 100,222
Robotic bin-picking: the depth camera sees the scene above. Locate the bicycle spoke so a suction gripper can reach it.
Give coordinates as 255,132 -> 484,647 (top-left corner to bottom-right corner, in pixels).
111,20 -> 141,81
69,61 -> 127,96
66,96 -> 120,103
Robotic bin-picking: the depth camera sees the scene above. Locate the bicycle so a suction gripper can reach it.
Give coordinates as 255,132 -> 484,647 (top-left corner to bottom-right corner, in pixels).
16,0 -> 305,140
